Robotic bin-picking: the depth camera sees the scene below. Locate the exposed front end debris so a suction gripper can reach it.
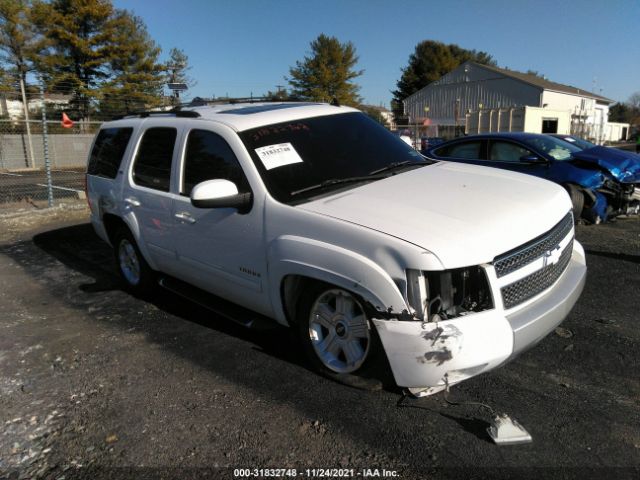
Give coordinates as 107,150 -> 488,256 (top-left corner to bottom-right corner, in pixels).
406,266 -> 493,321
373,236 -> 586,395
425,267 -> 494,319
596,180 -> 640,218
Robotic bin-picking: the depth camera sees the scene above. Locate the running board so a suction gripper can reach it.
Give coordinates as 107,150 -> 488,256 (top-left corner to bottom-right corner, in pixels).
158,276 -> 276,330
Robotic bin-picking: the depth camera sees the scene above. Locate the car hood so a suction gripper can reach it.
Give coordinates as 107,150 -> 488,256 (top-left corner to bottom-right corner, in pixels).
299,162 -> 572,269
571,146 -> 640,183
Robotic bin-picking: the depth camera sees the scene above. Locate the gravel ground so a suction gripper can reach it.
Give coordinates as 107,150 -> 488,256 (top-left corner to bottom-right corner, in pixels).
0,209 -> 638,480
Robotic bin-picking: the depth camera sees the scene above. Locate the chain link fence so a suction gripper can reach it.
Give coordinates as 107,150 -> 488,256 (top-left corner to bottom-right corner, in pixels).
0,119 -> 101,210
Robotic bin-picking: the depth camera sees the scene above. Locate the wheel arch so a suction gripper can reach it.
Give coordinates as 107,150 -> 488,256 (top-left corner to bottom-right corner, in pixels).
102,213 -> 159,271
102,213 -> 127,246
269,236 -> 409,327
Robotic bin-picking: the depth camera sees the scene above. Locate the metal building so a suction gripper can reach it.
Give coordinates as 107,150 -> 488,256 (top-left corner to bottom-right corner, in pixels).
403,61 -> 628,142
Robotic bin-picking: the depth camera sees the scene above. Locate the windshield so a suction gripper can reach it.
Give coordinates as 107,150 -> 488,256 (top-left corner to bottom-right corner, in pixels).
560,136 -> 596,150
239,112 -> 427,204
526,135 -> 583,161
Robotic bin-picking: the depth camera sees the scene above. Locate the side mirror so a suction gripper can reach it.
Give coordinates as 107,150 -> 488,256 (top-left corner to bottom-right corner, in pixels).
190,179 -> 252,213
519,154 -> 547,164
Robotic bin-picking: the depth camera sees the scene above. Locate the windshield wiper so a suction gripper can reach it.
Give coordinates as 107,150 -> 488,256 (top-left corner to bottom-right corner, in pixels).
368,159 -> 430,175
290,160 -> 432,197
290,175 -> 386,197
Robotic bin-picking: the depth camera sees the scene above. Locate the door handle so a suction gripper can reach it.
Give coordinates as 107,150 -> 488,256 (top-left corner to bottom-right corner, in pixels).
174,212 -> 196,224
124,197 -> 141,207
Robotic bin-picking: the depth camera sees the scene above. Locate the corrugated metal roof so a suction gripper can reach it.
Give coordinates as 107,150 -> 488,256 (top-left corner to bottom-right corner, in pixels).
472,62 -> 613,103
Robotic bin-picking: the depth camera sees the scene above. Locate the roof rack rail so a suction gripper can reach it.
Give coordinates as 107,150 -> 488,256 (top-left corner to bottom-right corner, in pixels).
228,96 -> 274,104
112,109 -> 200,120
185,96 -> 299,106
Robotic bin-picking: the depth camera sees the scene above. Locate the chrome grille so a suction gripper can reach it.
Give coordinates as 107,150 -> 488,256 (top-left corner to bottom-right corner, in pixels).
501,240 -> 573,310
493,212 -> 573,278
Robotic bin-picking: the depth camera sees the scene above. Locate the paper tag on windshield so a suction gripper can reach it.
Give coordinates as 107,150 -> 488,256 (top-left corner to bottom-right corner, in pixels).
255,143 -> 303,170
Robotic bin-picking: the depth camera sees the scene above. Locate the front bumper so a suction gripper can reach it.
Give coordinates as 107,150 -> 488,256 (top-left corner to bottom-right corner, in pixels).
372,241 -> 586,393
507,242 -> 586,358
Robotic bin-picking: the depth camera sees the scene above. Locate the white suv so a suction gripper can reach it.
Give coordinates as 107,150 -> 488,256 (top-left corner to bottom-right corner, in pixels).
86,103 -> 586,395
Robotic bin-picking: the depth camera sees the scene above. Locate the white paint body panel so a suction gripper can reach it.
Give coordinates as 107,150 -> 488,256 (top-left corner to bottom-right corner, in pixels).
300,161 -> 573,269
373,311 -> 513,388
86,104 -> 587,393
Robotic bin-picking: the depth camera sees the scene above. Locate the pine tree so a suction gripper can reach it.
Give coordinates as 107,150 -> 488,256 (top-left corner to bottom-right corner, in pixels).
0,0 -> 36,88
99,11 -> 165,116
31,0 -> 115,119
166,47 -> 193,106
288,34 -> 363,106
31,0 -> 166,120
166,48 -> 192,84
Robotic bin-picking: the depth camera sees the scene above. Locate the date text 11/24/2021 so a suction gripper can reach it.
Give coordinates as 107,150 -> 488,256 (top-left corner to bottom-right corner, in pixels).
233,468 -> 399,478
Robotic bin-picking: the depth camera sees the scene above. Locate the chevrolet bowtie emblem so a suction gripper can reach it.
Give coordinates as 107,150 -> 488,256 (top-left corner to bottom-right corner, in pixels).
543,246 -> 562,267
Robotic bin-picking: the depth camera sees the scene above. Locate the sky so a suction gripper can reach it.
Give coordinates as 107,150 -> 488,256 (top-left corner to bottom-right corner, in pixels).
112,0 -> 639,107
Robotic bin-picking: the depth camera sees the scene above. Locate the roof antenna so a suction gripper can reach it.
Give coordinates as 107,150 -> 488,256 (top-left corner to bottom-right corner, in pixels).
330,97 -> 340,107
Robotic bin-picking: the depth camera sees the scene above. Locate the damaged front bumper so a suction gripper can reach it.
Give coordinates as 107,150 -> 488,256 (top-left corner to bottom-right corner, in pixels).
372,241 -> 586,395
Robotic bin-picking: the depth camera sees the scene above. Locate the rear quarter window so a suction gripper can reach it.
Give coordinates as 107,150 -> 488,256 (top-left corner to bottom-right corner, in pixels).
87,128 -> 133,178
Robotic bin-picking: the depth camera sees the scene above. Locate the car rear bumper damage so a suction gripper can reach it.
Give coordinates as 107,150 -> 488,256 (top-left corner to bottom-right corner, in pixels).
372,241 -> 586,395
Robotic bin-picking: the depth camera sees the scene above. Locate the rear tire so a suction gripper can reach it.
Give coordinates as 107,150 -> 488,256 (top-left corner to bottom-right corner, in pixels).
113,227 -> 155,295
565,184 -> 584,222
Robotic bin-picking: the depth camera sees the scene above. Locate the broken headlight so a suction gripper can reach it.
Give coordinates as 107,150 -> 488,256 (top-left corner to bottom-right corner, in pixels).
407,267 -> 494,321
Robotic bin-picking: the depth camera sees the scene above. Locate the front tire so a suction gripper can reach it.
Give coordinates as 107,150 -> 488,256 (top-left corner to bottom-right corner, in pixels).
297,285 -> 375,375
565,184 -> 584,222
113,227 -> 155,295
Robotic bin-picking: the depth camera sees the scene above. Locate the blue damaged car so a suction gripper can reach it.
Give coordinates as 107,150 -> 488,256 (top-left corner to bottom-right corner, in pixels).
551,134 -> 640,215
425,133 -> 639,223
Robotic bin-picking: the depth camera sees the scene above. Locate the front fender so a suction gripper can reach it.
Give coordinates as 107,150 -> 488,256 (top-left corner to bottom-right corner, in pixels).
550,162 -> 605,189
268,235 -> 409,325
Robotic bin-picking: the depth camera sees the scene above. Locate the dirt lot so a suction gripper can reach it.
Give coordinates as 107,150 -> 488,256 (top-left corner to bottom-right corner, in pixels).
0,208 -> 639,480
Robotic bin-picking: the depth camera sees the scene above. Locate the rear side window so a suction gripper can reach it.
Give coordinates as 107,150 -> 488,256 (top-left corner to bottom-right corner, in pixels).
434,141 -> 482,160
87,128 -> 133,178
182,129 -> 250,196
132,127 -> 177,192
